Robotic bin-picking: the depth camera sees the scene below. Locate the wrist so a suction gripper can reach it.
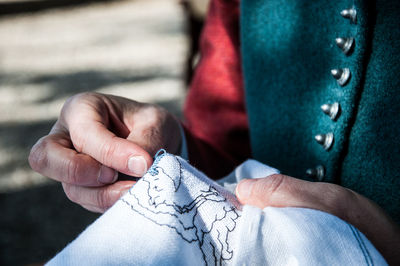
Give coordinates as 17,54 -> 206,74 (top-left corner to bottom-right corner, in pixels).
347,191 -> 400,264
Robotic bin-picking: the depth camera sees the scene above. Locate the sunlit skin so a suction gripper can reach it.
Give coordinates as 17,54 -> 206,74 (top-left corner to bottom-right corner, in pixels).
29,92 -> 181,212
29,92 -> 399,264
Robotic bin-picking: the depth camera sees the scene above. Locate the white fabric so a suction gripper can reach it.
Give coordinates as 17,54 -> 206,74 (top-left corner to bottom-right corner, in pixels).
217,159 -> 279,194
48,151 -> 386,265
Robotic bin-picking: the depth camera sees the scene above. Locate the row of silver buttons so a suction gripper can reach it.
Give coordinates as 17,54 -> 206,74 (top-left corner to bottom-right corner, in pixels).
306,7 -> 357,181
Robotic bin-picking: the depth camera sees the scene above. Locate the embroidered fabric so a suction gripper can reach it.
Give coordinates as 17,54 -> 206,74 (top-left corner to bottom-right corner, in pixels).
47,151 -> 386,265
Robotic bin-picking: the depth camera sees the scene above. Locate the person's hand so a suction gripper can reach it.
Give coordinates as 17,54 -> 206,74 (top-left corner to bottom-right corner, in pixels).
29,92 -> 182,213
235,174 -> 400,264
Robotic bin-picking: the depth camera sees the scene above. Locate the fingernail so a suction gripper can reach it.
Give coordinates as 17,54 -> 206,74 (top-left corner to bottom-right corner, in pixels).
128,156 -> 147,176
98,165 -> 118,184
236,179 -> 255,200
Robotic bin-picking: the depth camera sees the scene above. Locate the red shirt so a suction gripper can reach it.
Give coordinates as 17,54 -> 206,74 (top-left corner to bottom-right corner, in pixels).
183,0 -> 250,178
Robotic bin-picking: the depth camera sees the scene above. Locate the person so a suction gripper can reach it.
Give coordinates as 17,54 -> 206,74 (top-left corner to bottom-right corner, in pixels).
29,0 -> 400,263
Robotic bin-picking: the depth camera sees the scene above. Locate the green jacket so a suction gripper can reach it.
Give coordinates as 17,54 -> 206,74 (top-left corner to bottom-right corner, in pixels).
241,0 -> 400,222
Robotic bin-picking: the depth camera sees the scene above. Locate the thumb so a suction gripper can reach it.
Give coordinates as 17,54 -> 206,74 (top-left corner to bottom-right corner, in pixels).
235,175 -> 286,208
235,174 -> 315,209
235,174 -> 346,214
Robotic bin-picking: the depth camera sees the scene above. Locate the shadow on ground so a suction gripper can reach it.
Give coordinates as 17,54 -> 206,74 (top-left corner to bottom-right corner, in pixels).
0,183 -> 100,265
0,119 -> 96,265
0,120 -> 55,179
0,67 -> 181,104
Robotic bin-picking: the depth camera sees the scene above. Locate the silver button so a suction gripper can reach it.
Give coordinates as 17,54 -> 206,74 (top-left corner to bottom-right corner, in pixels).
335,37 -> 354,55
321,102 -> 341,120
341,8 -> 357,23
306,165 -> 325,181
331,68 -> 351,86
315,132 -> 334,150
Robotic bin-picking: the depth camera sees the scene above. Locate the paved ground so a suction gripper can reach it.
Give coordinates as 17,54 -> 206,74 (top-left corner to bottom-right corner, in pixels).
0,0 -> 187,264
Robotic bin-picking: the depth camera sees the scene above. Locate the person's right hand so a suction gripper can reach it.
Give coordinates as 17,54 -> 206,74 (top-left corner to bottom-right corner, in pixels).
29,92 -> 182,213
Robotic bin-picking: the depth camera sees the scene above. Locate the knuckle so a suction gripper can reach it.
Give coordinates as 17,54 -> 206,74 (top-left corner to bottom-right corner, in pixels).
143,126 -> 160,140
247,174 -> 286,205
236,174 -> 287,207
72,92 -> 103,109
142,128 -> 162,155
68,92 -> 99,105
66,158 -> 80,184
99,138 -> 117,166
28,137 -> 50,173
96,189 -> 112,212
63,92 -> 98,117
259,174 -> 286,196
62,93 -> 84,114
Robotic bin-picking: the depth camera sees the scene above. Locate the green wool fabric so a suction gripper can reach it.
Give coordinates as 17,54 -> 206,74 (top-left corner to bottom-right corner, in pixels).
240,0 -> 399,223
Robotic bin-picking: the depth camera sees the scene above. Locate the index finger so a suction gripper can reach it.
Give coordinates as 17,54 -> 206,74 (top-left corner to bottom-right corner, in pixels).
29,127 -> 117,187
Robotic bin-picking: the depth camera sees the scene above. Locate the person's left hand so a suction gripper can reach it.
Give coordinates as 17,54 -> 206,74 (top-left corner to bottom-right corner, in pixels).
235,174 -> 400,265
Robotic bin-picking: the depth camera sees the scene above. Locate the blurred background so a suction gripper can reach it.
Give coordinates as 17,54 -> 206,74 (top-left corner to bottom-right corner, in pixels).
0,0 -> 208,264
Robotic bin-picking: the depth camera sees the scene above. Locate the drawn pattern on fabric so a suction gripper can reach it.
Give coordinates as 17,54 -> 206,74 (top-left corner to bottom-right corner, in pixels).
121,152 -> 240,266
